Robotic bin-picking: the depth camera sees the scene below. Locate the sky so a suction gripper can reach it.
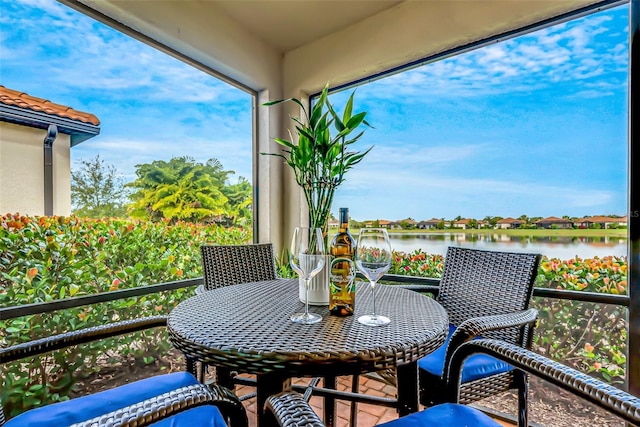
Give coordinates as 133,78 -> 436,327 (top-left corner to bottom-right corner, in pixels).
0,0 -> 629,223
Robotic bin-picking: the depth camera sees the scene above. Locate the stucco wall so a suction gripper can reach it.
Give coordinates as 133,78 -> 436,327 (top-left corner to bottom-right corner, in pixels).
0,121 -> 72,216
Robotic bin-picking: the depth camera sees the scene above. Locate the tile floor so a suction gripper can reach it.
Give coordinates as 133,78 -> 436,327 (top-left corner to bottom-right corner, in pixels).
235,374 -> 399,427
234,374 -> 513,427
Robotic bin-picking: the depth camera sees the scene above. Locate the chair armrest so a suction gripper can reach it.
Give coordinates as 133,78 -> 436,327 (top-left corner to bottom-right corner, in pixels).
70,383 -> 248,427
443,308 -> 538,372
0,316 -> 167,364
446,339 -> 640,425
265,392 -> 325,427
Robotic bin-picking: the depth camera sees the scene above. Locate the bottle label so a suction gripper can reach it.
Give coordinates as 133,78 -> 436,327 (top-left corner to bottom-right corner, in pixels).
330,257 -> 356,292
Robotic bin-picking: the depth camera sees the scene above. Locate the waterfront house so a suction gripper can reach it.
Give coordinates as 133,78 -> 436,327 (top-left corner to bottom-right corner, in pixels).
575,215 -> 627,229
417,218 -> 442,230
453,218 -> 475,229
496,217 -> 525,229
535,216 -> 574,229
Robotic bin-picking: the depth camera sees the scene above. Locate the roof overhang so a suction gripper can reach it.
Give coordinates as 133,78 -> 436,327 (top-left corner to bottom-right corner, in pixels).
0,104 -> 101,146
66,0 -> 616,94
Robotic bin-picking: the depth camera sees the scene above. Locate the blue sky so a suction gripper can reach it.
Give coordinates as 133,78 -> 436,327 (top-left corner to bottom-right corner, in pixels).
0,0 -> 629,222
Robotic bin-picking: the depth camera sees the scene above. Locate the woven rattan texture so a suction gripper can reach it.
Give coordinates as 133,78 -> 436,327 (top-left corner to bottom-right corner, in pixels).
71,383 -> 248,427
266,392 -> 324,427
450,339 -> 640,425
168,279 -> 448,376
420,247 -> 541,408
267,339 -> 640,427
0,316 -> 167,364
437,246 -> 540,343
200,244 -> 277,290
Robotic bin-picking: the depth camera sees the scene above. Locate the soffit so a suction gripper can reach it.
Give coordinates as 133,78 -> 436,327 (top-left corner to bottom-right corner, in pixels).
213,0 -> 404,52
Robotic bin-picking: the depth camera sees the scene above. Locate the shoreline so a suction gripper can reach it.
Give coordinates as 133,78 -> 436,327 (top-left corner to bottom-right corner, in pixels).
344,228 -> 628,239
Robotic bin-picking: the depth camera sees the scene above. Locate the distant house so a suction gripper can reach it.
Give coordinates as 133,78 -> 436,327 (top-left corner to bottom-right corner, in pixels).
453,218 -> 475,229
378,219 -> 399,229
417,218 -> 441,229
477,220 -> 490,229
535,216 -> 573,229
575,215 -> 627,229
496,217 -> 525,229
328,218 -> 339,228
0,85 -> 100,216
396,218 -> 417,229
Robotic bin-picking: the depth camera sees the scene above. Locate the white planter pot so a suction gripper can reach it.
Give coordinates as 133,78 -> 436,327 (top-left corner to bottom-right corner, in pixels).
299,255 -> 330,306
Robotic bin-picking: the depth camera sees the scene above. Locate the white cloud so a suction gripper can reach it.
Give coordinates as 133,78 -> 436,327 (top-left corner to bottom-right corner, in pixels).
353,7 -> 627,102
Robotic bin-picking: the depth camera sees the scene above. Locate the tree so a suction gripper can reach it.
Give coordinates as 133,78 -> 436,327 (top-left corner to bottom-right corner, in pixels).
220,177 -> 253,227
71,155 -> 128,218
126,156 -> 250,225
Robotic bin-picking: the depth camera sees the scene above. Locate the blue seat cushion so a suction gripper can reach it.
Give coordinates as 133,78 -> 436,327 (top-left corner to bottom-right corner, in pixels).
152,406 -> 227,427
4,372 -> 222,427
377,403 -> 502,426
418,324 -> 513,383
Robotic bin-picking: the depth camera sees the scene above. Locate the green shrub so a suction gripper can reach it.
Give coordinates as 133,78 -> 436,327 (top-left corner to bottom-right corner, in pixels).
0,213 -> 250,417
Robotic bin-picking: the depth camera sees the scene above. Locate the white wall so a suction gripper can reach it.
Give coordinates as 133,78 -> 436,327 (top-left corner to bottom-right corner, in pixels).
0,122 -> 71,216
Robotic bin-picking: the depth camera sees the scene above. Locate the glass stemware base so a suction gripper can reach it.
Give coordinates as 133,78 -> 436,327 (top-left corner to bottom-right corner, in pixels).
358,314 -> 390,326
291,312 -> 322,324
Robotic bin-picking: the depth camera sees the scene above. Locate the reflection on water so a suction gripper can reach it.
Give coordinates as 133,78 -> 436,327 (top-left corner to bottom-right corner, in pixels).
389,233 -> 627,260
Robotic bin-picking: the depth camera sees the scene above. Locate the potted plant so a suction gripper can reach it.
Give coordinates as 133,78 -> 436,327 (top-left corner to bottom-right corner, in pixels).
263,83 -> 372,304
263,83 -> 372,237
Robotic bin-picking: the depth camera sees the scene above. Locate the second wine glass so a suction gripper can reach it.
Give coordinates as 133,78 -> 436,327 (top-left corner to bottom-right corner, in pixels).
355,228 -> 392,326
289,227 -> 325,324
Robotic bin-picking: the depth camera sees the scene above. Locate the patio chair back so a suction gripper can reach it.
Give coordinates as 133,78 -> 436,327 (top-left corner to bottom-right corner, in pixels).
200,243 -> 277,291
436,246 -> 541,345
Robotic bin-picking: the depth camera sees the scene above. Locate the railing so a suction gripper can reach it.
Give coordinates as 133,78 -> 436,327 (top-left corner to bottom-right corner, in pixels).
1,274 -> 628,321
1,274 -> 629,424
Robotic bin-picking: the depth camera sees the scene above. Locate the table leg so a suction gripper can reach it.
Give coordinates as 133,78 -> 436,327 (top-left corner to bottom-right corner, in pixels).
216,366 -> 235,390
256,373 -> 291,427
323,375 -> 336,427
396,362 -> 419,416
185,356 -> 197,377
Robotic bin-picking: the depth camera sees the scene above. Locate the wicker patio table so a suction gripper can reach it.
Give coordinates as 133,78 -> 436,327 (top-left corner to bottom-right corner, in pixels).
167,279 -> 448,427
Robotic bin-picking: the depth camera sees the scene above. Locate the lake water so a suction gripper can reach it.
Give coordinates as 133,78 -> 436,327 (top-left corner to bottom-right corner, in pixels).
385,233 -> 628,260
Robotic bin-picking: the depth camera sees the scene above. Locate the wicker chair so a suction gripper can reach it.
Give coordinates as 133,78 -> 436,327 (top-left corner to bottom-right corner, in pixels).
418,246 -> 541,416
266,338 -> 640,426
349,246 -> 540,425
199,243 -> 277,292
0,317 -> 247,427
197,243 -> 278,395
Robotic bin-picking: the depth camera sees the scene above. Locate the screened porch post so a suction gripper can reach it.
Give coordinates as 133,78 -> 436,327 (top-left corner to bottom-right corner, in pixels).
629,0 -> 639,398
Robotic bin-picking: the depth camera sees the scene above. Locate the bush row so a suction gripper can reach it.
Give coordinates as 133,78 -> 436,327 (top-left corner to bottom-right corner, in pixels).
0,214 -> 250,417
0,215 -> 627,417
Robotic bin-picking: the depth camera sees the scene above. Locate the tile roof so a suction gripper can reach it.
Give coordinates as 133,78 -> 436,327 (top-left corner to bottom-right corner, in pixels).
537,216 -> 572,223
0,85 -> 100,126
497,217 -> 524,224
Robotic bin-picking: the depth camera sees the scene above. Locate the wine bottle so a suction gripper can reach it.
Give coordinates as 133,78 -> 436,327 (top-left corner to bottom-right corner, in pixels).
329,208 -> 357,316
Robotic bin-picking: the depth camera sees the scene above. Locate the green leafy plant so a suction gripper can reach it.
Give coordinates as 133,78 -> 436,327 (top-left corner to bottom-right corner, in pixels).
0,214 -> 251,417
262,83 -> 372,240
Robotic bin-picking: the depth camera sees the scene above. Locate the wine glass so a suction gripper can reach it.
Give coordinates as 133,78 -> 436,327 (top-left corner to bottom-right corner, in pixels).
355,228 -> 392,326
289,227 -> 326,324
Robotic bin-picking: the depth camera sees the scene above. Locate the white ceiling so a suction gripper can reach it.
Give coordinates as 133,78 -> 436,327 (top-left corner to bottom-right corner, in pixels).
214,0 -> 404,53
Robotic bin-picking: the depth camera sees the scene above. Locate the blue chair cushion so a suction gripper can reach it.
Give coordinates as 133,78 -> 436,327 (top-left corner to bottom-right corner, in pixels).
376,403 -> 502,427
152,406 -> 227,427
4,372 -> 226,427
418,324 -> 513,383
